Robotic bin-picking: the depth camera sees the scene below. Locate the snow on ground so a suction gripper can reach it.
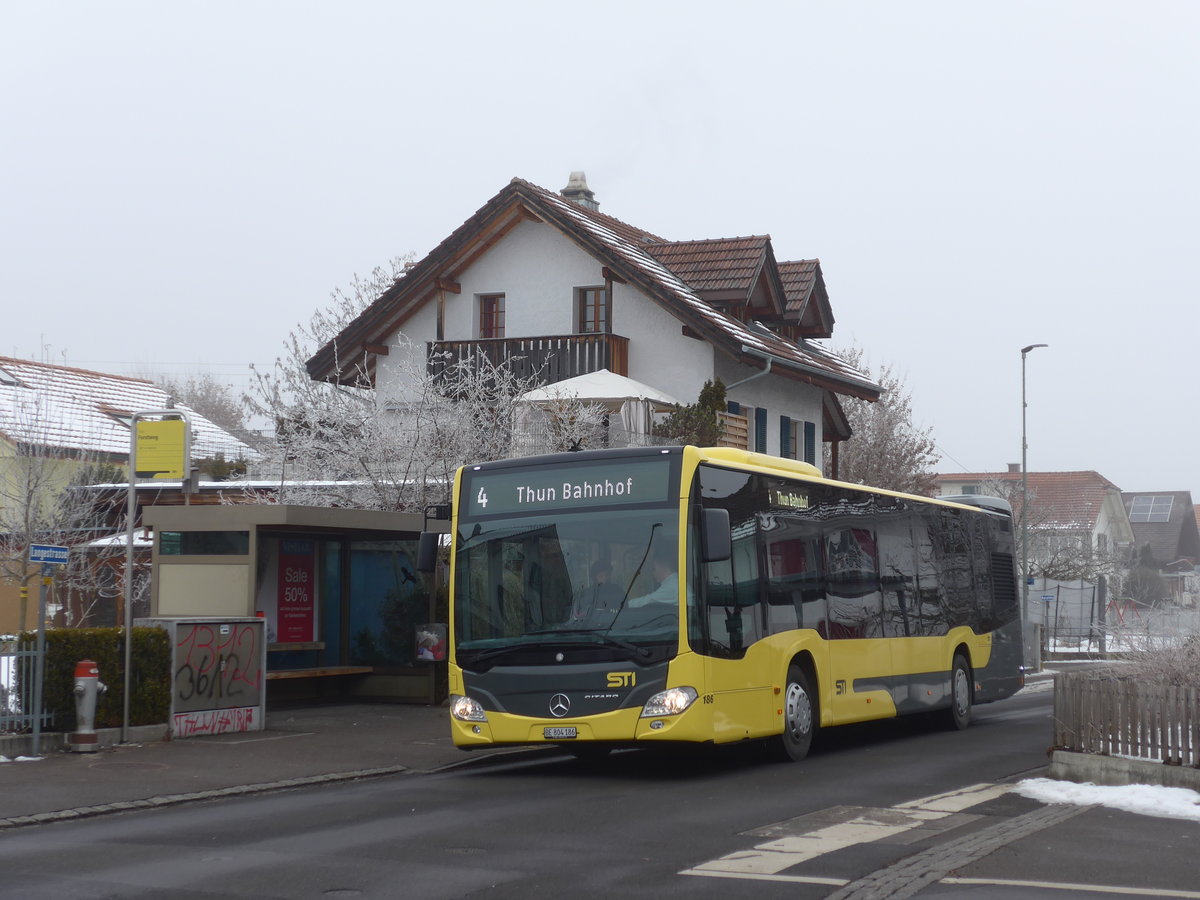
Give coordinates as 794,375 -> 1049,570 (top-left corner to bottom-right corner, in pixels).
1015,778 -> 1200,823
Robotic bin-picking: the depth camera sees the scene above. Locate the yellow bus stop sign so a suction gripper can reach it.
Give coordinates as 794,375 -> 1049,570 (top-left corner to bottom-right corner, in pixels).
135,418 -> 187,479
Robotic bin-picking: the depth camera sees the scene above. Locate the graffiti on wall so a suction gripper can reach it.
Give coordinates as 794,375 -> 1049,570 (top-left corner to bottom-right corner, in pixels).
173,621 -> 263,714
173,706 -> 259,738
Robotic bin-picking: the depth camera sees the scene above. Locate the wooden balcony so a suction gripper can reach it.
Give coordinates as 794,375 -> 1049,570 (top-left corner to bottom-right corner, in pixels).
427,333 -> 629,385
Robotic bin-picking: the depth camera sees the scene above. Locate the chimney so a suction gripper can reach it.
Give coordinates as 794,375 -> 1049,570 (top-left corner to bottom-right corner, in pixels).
561,171 -> 599,211
1008,463 -> 1021,474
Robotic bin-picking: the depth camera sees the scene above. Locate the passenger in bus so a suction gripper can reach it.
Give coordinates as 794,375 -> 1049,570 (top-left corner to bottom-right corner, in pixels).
629,548 -> 678,608
571,559 -> 623,621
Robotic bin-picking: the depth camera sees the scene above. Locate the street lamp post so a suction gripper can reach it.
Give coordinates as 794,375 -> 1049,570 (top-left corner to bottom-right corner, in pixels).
1020,343 -> 1048,670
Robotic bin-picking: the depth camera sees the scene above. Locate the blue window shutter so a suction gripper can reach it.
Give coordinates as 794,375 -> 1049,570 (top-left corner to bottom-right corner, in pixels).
803,421 -> 817,464
780,415 -> 791,458
727,401 -> 741,415
755,408 -> 768,453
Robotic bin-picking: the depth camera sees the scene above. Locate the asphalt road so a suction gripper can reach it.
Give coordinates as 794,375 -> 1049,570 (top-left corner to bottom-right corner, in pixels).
2,683 -> 1198,899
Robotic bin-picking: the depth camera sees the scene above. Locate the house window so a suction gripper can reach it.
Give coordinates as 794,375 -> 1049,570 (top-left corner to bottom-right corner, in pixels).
803,421 -> 816,465
479,293 -> 505,339
577,286 -> 609,333
780,416 -> 798,460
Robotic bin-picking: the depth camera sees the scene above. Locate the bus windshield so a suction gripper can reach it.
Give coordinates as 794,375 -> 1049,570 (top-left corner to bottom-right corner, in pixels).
453,507 -> 681,669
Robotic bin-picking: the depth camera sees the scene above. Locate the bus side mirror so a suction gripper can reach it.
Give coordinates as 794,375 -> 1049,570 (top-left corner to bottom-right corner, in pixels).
416,532 -> 439,573
701,508 -> 731,563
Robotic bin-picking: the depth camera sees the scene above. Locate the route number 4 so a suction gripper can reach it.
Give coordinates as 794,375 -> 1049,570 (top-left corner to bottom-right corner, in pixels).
476,487 -> 488,508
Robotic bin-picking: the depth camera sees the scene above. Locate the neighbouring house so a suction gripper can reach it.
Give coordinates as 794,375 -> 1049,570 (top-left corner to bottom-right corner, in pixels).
0,356 -> 257,631
304,172 -> 881,472
1121,491 -> 1200,607
932,466 -> 1135,580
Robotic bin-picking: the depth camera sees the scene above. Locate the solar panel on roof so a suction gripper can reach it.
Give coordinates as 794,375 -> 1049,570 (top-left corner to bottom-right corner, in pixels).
1129,495 -> 1173,523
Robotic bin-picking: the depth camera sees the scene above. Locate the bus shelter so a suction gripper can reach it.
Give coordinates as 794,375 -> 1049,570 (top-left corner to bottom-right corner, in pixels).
143,505 -> 447,705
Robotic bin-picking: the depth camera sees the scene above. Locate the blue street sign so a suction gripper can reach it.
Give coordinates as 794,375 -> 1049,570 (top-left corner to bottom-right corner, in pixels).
29,544 -> 69,565
1041,594 -> 1055,602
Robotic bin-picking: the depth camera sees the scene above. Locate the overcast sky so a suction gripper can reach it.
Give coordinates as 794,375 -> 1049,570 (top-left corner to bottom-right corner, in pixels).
4,2 -> 1197,499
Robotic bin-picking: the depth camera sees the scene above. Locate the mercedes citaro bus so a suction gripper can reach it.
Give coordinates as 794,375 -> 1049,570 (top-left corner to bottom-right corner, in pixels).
419,445 -> 1022,761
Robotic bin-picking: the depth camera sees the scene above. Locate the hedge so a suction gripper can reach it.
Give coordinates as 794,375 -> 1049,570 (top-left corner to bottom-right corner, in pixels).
17,627 -> 170,730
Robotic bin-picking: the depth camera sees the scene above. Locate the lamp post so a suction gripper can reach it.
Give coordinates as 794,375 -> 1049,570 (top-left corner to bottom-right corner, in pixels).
1020,343 -> 1048,669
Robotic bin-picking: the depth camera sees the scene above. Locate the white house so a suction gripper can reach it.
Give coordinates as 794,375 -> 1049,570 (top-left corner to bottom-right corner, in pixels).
306,173 -> 880,473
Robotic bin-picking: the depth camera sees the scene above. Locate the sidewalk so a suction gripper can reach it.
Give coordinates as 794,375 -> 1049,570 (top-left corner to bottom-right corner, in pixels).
1,670 -> 1065,829
0,702 -> 542,828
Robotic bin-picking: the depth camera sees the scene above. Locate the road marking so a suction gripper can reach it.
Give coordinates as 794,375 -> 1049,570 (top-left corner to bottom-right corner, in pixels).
943,878 -> 1200,898
681,783 -> 1007,878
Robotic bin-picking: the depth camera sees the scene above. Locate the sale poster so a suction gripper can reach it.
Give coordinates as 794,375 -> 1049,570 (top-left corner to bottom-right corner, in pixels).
277,539 -> 316,642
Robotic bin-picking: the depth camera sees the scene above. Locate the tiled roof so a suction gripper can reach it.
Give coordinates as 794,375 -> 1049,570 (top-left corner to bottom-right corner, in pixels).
644,236 -> 771,294
306,178 -> 880,403
514,179 -> 878,397
0,356 -> 255,461
934,470 -> 1121,531
778,259 -> 818,312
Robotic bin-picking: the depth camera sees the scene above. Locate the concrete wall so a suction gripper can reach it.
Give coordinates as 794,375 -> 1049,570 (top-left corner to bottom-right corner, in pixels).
157,564 -> 250,617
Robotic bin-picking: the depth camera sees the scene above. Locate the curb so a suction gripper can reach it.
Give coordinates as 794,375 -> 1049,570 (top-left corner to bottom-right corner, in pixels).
0,765 -> 409,830
0,723 -> 168,758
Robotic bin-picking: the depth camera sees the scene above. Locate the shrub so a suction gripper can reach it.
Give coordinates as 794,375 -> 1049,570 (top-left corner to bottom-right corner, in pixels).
17,627 -> 170,730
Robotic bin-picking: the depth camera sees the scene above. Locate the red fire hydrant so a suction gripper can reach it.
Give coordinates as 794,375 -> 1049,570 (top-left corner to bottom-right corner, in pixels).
69,660 -> 106,753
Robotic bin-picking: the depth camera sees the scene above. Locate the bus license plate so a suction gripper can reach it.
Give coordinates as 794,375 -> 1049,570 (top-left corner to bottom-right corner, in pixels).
543,727 -> 577,739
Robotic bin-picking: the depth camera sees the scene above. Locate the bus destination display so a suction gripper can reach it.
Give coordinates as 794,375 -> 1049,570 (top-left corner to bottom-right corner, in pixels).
463,459 -> 673,517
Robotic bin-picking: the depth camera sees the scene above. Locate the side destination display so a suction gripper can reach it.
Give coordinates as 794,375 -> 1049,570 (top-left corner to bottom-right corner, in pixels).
463,458 -> 674,517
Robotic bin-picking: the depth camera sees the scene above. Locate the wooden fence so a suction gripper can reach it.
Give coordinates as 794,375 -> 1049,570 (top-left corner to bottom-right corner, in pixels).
1053,671 -> 1200,767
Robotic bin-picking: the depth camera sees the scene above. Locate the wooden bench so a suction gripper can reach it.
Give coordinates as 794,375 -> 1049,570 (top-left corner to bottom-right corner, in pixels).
266,666 -> 373,681
265,644 -> 371,682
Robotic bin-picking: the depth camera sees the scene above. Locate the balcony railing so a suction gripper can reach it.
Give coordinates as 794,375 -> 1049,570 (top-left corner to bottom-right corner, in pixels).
428,333 -> 629,385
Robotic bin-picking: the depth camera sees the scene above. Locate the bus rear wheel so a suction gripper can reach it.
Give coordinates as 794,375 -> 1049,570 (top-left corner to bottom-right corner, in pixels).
946,654 -> 973,731
774,665 -> 816,761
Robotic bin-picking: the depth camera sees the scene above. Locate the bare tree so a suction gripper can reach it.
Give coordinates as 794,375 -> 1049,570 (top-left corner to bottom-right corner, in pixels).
829,346 -> 939,494
0,393 -> 128,629
247,256 -> 576,512
974,475 -> 1128,586
156,372 -> 252,443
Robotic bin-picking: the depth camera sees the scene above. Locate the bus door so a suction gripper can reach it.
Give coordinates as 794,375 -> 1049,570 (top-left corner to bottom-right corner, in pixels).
823,521 -> 894,723
693,469 -> 773,742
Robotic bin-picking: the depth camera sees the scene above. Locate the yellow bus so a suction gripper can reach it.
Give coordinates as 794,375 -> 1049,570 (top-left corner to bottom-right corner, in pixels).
433,445 -> 1023,761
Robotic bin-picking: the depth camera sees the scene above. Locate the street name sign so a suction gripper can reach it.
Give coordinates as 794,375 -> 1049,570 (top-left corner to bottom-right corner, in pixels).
29,544 -> 70,565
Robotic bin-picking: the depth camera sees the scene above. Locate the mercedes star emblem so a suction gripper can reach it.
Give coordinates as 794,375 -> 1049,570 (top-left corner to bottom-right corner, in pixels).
549,693 -> 571,717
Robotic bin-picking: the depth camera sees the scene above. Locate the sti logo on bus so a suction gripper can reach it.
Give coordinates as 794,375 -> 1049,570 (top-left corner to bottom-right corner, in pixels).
607,672 -> 635,688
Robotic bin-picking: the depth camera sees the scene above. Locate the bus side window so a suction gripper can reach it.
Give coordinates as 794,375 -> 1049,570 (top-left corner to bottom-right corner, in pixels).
915,509 -> 949,636
876,504 -> 918,639
825,518 -> 882,640
765,519 -> 825,634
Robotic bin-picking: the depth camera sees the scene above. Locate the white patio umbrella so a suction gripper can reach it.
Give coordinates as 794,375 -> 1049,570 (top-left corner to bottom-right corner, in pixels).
517,369 -> 679,435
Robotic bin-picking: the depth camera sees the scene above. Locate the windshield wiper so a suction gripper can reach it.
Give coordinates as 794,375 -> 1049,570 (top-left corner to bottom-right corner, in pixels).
525,628 -> 650,658
463,632 -> 649,669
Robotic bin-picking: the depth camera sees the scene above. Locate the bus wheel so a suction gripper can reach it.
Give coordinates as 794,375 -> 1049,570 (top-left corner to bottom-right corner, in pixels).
774,665 -> 816,761
946,654 -> 973,731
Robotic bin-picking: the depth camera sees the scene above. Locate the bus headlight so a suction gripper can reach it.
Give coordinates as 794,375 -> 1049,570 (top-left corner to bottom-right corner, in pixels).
450,694 -> 488,722
640,686 -> 698,718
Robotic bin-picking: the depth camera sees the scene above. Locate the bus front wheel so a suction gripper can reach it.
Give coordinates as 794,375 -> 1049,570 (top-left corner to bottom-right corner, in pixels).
774,665 -> 816,762
946,654 -> 973,731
